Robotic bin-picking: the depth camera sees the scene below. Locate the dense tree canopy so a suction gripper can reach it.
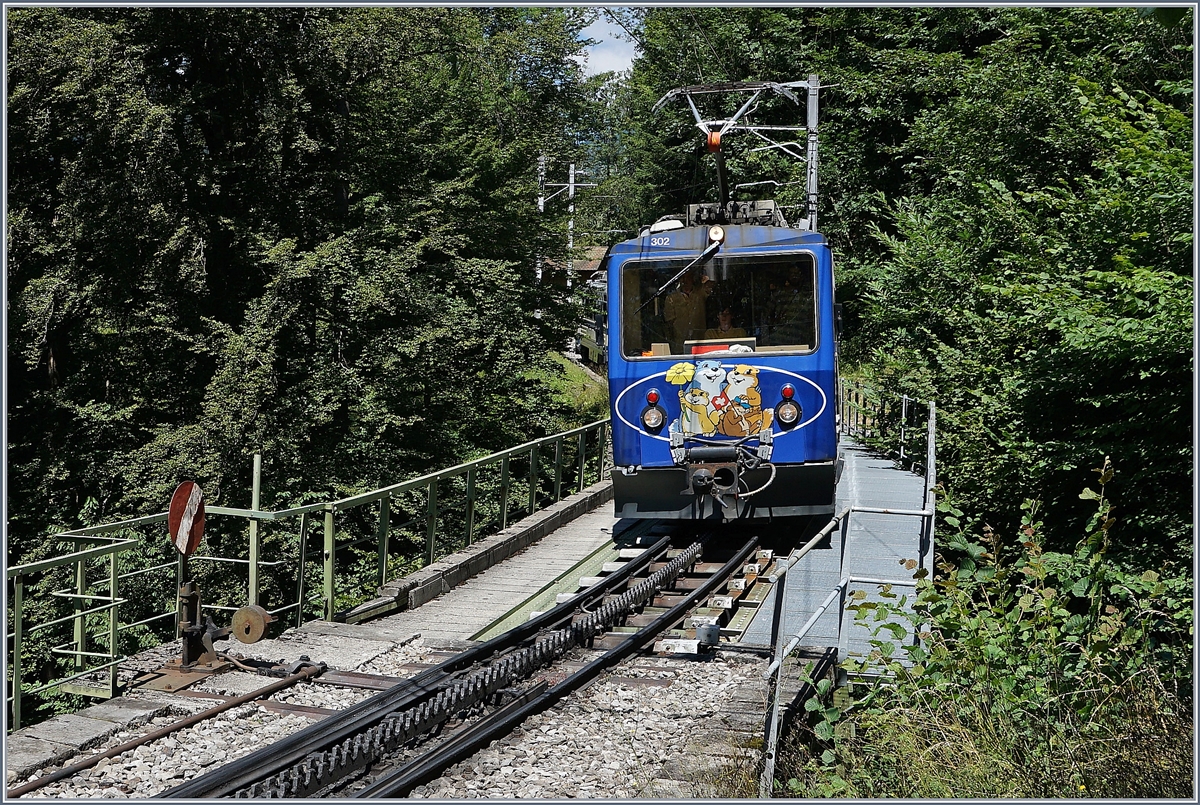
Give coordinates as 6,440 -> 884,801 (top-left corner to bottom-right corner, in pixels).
7,7 -> 602,557
588,9 -> 1191,794
595,6 -> 1192,571
8,4 -> 1190,579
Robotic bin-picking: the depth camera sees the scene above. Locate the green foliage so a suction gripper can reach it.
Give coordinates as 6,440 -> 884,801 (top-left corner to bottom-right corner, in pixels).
777,468 -> 1192,797
6,8 -> 614,728
7,7 -> 599,554
611,6 -> 1192,570
857,73 -> 1192,567
535,352 -> 609,425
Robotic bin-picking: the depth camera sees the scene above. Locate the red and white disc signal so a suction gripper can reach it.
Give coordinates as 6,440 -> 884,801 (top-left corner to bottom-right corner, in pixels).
168,481 -> 206,557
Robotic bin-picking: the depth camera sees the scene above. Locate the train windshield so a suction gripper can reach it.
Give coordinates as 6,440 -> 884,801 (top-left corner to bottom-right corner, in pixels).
620,253 -> 817,359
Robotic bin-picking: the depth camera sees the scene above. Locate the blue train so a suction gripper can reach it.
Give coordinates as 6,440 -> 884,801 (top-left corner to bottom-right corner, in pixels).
604,79 -> 842,521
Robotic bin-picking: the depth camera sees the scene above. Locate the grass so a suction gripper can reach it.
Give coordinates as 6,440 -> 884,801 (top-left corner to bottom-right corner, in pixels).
770,676 -> 1193,798
545,351 -> 609,424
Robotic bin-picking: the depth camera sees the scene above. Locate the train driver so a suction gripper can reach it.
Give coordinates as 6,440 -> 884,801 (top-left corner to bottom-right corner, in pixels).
703,305 -> 748,339
663,269 -> 714,350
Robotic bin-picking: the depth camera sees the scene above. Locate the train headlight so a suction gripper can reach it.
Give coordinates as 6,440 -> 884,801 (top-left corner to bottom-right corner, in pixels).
641,404 -> 666,432
777,399 -> 802,429
708,225 -> 725,245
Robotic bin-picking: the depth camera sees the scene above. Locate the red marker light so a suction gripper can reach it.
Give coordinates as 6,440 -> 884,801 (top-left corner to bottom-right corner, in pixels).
781,384 -> 795,399
646,389 -> 660,405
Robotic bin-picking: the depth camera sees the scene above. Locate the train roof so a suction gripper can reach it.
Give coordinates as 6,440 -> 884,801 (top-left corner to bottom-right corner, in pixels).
609,224 -> 828,256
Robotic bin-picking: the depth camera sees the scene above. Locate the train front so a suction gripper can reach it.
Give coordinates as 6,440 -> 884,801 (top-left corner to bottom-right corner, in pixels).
607,220 -> 839,521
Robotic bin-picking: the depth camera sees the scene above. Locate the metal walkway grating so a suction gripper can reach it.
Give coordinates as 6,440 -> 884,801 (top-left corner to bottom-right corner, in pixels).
740,438 -> 930,659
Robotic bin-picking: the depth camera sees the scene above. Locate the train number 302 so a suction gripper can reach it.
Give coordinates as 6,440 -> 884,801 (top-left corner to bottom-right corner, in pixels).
649,236 -> 671,246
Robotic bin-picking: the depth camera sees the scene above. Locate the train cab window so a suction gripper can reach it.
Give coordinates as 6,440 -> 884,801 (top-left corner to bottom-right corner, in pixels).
620,253 -> 818,359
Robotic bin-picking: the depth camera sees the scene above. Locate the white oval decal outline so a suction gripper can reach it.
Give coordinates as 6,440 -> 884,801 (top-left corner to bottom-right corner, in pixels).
613,364 -> 829,443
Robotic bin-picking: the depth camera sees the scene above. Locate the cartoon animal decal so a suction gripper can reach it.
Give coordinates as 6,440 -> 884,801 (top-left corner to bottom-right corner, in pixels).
693,360 -> 727,415
721,364 -> 774,435
678,385 -> 720,436
724,365 -> 760,405
667,361 -> 775,438
717,394 -> 754,437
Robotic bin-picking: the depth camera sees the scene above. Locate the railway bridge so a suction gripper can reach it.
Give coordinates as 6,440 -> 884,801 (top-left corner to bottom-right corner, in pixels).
6,381 -> 935,798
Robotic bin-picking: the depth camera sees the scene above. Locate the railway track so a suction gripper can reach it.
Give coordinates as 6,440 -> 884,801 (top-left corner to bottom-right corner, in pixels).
161,529 -> 765,799
11,522 -> 791,800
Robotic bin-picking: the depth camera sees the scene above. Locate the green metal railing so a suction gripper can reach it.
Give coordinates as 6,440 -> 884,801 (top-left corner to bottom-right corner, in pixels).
840,379 -> 931,474
7,419 -> 610,731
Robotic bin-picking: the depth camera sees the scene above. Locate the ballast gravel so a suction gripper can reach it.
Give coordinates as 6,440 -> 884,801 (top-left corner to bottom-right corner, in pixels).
14,637 -> 766,799
409,652 -> 766,799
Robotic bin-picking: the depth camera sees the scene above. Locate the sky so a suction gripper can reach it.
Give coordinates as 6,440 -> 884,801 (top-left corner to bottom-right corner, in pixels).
578,12 -> 638,76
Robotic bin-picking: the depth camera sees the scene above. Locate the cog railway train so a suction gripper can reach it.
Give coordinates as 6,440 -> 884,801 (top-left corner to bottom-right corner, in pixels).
594,78 -> 843,522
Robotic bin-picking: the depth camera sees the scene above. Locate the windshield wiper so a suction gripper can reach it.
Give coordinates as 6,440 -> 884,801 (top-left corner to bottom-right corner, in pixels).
634,241 -> 722,316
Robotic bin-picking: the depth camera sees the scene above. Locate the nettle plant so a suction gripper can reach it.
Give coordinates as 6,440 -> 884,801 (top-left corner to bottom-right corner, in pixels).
784,458 -> 1192,797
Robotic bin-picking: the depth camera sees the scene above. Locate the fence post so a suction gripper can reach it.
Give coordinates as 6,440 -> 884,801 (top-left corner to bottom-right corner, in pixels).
248,452 -> 262,606
855,382 -> 862,435
499,456 -> 511,530
576,431 -> 587,494
426,479 -> 439,567
528,445 -> 539,515
12,574 -> 24,729
175,553 -> 184,638
465,467 -> 477,546
323,508 -> 335,621
377,497 -> 390,589
760,552 -> 792,798
595,423 -> 607,481
108,551 -> 119,698
922,401 -> 937,571
296,512 -> 309,629
553,437 -> 563,502
837,512 -> 852,663
841,380 -> 847,434
73,554 -> 87,674
900,394 -> 909,460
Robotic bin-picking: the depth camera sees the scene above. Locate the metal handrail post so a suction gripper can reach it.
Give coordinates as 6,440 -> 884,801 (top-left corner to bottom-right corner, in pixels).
576,431 -> 586,494
553,437 -> 563,502
595,423 -> 606,482
377,497 -> 391,588
12,574 -> 24,729
856,382 -> 862,434
499,456 -> 511,530
323,509 -> 335,621
465,467 -> 477,546
425,480 -> 439,567
248,453 -> 262,606
295,512 -> 309,629
107,551 -> 119,698
922,401 -> 937,574
527,445 -> 539,515
837,510 -> 852,662
760,562 -> 789,798
73,555 -> 87,675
